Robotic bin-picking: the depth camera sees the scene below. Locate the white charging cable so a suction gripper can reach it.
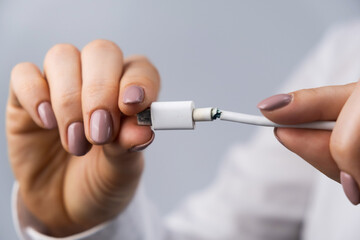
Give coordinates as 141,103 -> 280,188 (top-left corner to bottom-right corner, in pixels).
137,101 -> 335,130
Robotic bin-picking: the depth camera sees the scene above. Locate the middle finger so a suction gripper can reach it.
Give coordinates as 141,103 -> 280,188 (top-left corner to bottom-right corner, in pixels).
81,40 -> 124,145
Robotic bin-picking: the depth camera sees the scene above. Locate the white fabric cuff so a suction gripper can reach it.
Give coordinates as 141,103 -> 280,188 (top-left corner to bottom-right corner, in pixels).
12,182 -> 110,240
12,181 -> 164,240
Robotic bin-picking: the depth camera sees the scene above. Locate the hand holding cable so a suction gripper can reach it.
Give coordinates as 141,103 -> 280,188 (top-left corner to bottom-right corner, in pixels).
260,83 -> 360,205
137,82 -> 360,205
7,40 -> 159,237
137,101 -> 335,130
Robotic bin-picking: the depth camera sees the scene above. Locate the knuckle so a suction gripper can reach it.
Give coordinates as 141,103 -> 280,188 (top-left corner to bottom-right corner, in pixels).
84,39 -> 122,54
46,44 -> 79,61
126,55 -> 156,71
144,59 -> 160,80
124,56 -> 161,84
294,87 -> 319,100
82,83 -> 118,112
83,81 -> 118,96
57,90 -> 81,110
299,88 -> 319,99
10,62 -> 40,90
330,136 -> 354,164
308,87 -> 320,95
125,75 -> 153,85
11,62 -> 36,74
127,54 -> 150,63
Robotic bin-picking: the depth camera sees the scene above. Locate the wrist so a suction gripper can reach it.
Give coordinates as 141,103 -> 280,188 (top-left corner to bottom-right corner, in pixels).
14,182 -> 106,238
17,185 -> 89,237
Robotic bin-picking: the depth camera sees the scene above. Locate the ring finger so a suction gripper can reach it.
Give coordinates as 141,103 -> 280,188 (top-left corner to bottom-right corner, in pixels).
44,44 -> 91,156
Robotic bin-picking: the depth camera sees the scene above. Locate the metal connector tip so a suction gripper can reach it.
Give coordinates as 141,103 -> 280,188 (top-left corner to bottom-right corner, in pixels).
137,108 -> 152,126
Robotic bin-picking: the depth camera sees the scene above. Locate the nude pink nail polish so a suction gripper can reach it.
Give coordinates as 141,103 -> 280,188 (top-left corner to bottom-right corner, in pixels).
38,102 -> 57,129
257,94 -> 293,111
90,109 -> 113,144
129,132 -> 155,152
68,122 -> 91,156
340,171 -> 360,205
123,86 -> 144,104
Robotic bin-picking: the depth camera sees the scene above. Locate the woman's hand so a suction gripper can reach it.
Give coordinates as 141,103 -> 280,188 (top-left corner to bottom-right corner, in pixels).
257,82 -> 360,205
6,40 -> 160,237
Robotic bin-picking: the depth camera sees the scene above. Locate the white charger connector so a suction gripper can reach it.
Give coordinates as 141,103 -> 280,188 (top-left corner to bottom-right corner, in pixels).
151,101 -> 195,130
137,101 -> 335,130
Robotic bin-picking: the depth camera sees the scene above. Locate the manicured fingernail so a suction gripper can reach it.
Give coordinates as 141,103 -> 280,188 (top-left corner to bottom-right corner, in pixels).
123,86 -> 144,104
273,128 -> 285,147
273,128 -> 291,151
68,122 -> 91,156
340,171 -> 360,205
37,102 -> 57,129
257,94 -> 293,111
90,109 -> 113,144
129,132 -> 155,152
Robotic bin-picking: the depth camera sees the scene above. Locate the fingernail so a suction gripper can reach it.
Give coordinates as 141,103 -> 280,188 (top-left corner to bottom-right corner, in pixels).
273,128 -> 291,151
257,94 -> 293,111
37,102 -> 57,129
129,132 -> 155,152
90,109 -> 113,144
68,122 -> 91,156
273,128 -> 284,146
340,171 -> 360,205
123,86 -> 144,104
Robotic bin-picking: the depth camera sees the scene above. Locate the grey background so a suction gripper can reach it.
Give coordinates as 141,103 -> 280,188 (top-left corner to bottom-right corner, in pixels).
0,1 -> 359,239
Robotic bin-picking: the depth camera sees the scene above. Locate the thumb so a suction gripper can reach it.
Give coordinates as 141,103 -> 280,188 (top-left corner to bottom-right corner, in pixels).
256,83 -> 355,182
92,116 -> 153,192
257,83 -> 355,124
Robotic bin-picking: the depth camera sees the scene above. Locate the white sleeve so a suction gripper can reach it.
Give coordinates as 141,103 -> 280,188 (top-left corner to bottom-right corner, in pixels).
12,182 -> 165,240
162,26 -> 346,240
12,132 -> 316,240
164,129 -> 317,240
12,26 -> 343,240
162,25 -> 347,240
12,133 -> 316,240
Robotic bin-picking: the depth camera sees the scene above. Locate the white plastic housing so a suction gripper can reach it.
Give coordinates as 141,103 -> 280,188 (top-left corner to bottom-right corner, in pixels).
193,107 -> 213,121
151,101 -> 195,130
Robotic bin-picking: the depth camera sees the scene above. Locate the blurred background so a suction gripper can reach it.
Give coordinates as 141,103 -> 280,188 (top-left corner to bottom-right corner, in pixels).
1,0 -> 360,238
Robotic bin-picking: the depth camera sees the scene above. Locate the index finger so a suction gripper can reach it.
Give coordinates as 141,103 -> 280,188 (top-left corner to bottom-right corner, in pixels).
118,55 -> 160,116
258,83 -> 355,124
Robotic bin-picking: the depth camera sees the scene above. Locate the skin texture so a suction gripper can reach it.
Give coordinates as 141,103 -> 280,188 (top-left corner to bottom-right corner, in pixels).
260,82 -> 359,184
6,40 -> 160,237
7,39 -> 360,236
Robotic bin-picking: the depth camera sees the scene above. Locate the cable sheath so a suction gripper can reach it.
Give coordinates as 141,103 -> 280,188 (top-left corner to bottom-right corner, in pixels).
219,110 -> 335,130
